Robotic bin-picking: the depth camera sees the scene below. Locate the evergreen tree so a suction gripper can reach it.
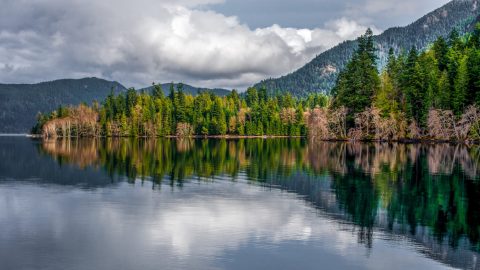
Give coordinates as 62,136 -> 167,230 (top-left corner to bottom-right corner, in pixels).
453,55 -> 469,115
448,28 -> 462,49
332,28 -> 380,126
375,71 -> 397,116
210,98 -> 227,135
437,71 -> 451,109
152,83 -> 164,99
467,49 -> 480,105
258,86 -> 268,103
246,87 -> 259,107
433,37 -> 448,71
126,88 -> 137,117
169,83 -> 175,101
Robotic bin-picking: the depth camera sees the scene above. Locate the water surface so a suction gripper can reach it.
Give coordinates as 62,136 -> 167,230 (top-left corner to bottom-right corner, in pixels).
0,137 -> 479,270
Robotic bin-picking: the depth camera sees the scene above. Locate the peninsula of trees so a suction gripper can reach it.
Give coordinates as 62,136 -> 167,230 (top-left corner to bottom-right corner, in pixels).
34,26 -> 480,142
35,83 -> 327,138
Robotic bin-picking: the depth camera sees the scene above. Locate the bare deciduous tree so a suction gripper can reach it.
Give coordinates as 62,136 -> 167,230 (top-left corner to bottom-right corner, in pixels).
408,120 -> 422,139
457,105 -> 480,140
305,107 -> 329,139
427,109 -> 455,140
176,122 -> 194,137
329,106 -> 347,139
42,105 -> 99,138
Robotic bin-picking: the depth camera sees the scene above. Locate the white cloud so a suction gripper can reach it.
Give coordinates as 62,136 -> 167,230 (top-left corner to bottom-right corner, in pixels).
328,18 -> 381,39
0,180 -> 454,270
0,0 -> 378,89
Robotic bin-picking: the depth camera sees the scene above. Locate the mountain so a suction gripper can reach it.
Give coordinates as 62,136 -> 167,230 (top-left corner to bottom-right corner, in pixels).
0,78 -> 126,133
140,83 -> 231,97
255,0 -> 480,96
0,78 -> 231,133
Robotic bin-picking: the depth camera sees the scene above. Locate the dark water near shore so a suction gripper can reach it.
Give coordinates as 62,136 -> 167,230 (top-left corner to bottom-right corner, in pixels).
1,137 -> 480,270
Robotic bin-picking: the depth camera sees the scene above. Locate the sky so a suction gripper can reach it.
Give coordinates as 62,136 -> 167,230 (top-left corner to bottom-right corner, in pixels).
0,0 -> 450,89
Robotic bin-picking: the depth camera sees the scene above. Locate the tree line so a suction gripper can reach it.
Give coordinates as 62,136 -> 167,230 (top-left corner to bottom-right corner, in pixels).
34,83 -> 328,138
314,26 -> 480,141
35,25 -> 480,141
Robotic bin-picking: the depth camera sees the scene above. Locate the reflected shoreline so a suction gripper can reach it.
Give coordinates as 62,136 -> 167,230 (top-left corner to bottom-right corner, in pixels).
39,138 -> 480,180
6,137 -> 480,269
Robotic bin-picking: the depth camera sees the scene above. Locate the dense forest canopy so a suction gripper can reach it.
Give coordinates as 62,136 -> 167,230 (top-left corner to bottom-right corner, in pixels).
35,25 -> 480,141
328,25 -> 480,140
255,0 -> 480,96
0,78 -> 230,133
0,78 -> 126,133
34,82 -> 328,138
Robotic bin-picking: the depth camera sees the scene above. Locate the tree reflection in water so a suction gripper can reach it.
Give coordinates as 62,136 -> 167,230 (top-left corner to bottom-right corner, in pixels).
40,138 -> 480,255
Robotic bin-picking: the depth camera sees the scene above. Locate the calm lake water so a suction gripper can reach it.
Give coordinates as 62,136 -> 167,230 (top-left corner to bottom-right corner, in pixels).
1,137 -> 480,270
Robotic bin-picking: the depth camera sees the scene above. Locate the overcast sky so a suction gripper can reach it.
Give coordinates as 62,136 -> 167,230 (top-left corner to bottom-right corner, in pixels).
0,0 -> 450,89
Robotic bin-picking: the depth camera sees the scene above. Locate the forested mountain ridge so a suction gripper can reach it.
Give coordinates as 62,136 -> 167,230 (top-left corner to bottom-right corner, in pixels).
255,0 -> 480,96
0,78 -> 230,133
0,78 -> 126,133
140,83 -> 230,97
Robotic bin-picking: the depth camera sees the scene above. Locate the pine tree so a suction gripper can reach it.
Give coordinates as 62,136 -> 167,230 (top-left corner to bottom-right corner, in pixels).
169,83 -> 175,101
437,71 -> 451,109
246,87 -> 259,107
152,83 -> 164,99
468,23 -> 480,48
467,48 -> 480,106
448,28 -> 462,49
453,55 -> 469,115
126,88 -> 137,117
375,71 -> 397,116
258,86 -> 268,103
401,47 -> 419,121
332,29 -> 380,126
210,98 -> 227,135
433,37 -> 448,71
175,85 -> 187,123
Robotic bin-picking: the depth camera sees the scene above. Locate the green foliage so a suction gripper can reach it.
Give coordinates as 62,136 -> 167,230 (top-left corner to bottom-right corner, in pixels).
1,78 -> 126,133
375,71 -> 397,116
38,82 -> 328,137
254,0 -> 480,96
333,25 -> 480,129
33,23 -> 480,140
332,29 -> 380,126
453,55 -> 469,115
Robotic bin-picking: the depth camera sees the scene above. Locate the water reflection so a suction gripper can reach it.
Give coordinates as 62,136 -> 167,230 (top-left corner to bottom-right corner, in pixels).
1,138 -> 480,269
40,139 -> 480,181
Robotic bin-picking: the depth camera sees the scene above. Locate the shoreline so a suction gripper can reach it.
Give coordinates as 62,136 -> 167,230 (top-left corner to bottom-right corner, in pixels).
0,133 -> 29,137
27,134 -> 480,144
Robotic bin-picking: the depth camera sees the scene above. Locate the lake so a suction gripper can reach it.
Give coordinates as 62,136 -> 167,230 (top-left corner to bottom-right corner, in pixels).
0,137 -> 479,270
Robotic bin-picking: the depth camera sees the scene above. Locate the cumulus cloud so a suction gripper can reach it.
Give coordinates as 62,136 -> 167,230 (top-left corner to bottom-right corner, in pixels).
0,0 -> 378,89
0,180 -> 454,270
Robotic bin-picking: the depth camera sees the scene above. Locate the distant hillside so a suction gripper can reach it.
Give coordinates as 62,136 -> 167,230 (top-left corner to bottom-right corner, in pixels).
255,0 -> 480,96
0,78 -> 126,133
140,83 -> 231,97
0,78 -> 231,133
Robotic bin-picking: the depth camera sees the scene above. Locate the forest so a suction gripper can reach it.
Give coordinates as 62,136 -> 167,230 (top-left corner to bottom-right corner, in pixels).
255,0 -> 480,96
34,83 -> 328,138
327,26 -> 480,141
35,25 -> 480,142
